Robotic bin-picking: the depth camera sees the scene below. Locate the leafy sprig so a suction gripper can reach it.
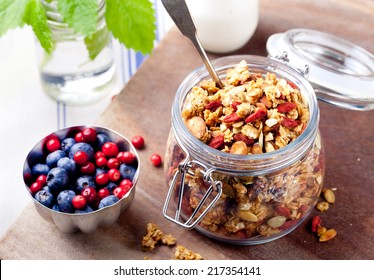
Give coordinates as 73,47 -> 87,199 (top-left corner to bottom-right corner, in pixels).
0,0 -> 156,58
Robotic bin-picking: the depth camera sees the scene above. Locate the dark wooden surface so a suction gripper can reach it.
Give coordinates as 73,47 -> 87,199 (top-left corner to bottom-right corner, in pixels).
1,0 -> 373,259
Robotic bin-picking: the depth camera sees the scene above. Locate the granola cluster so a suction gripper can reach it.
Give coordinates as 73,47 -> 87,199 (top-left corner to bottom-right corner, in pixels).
182,60 -> 309,154
142,223 -> 176,250
142,223 -> 203,259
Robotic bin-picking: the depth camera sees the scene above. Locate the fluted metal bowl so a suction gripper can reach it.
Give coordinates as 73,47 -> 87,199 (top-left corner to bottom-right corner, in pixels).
22,125 -> 139,233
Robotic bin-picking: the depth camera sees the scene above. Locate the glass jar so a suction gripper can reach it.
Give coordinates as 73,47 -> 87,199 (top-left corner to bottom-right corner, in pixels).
36,0 -> 115,106
163,55 -> 325,245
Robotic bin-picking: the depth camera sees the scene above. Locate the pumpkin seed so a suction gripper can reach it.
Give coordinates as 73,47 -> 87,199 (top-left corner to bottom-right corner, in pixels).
267,216 -> 287,228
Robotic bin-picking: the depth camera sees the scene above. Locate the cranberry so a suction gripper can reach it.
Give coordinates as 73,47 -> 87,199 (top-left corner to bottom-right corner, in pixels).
107,158 -> 120,169
95,151 -> 106,160
119,178 -> 133,189
72,195 -> 86,209
73,151 -> 89,165
74,132 -> 84,142
119,179 -> 132,194
96,173 -> 109,185
46,138 -> 60,152
113,186 -> 129,199
29,182 -> 43,194
80,162 -> 95,174
150,153 -> 162,167
96,156 -> 107,168
108,168 -> 121,182
102,142 -> 119,157
97,188 -> 110,199
131,135 -> 145,149
81,187 -> 97,204
36,175 -> 47,186
82,127 -> 97,143
117,151 -> 135,164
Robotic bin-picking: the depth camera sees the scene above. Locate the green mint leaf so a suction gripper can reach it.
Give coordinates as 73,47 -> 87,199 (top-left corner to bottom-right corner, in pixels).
24,0 -> 54,54
0,0 -> 29,36
84,26 -> 110,60
105,0 -> 156,54
57,0 -> 98,37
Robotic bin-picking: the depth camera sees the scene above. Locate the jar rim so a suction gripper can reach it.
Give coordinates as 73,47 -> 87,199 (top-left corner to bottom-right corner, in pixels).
172,55 -> 320,175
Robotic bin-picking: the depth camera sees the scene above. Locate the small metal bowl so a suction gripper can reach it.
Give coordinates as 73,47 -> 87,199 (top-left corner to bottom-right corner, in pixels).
22,125 -> 139,233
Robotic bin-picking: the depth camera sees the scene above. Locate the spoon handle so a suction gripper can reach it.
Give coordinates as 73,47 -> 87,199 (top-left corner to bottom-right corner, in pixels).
161,0 -> 224,88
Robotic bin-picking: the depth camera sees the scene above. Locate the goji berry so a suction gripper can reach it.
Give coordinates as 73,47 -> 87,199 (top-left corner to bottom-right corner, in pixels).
205,100 -> 222,111
245,109 -> 266,123
223,112 -> 242,123
231,101 -> 242,112
277,102 -> 296,113
282,117 -> 299,128
233,134 -> 254,146
208,134 -> 224,149
311,215 -> 322,233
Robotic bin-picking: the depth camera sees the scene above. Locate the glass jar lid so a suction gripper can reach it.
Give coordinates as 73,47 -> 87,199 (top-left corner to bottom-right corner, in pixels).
266,28 -> 374,111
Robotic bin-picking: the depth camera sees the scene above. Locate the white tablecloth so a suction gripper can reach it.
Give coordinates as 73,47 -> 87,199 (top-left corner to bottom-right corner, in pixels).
0,0 -> 172,237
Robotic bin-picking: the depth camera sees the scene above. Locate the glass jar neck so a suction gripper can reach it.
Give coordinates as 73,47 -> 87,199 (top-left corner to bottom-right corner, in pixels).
172,55 -> 320,176
41,0 -> 106,41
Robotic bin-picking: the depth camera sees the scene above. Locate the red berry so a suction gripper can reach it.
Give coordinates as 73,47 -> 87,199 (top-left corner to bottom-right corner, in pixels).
95,151 -> 106,160
96,156 -> 107,168
97,188 -> 110,199
119,179 -> 133,189
117,151 -> 136,164
113,186 -> 129,199
108,168 -> 121,182
81,187 -> 97,204
150,153 -> 162,167
82,127 -> 97,143
75,132 -> 84,142
74,151 -> 89,165
46,138 -> 60,152
102,142 -> 119,157
131,135 -> 145,149
107,158 -> 120,169
72,195 -> 86,209
80,162 -> 95,174
36,175 -> 47,186
29,182 -> 43,194
96,173 -> 109,185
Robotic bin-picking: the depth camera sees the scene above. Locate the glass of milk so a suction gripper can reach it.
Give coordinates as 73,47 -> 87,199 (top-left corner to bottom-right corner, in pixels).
185,0 -> 259,53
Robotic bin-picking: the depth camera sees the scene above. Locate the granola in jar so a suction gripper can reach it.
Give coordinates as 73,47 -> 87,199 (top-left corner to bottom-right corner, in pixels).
164,56 -> 324,244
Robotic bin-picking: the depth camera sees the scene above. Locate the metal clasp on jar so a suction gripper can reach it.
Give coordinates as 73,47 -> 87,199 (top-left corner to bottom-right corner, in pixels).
163,156 -> 222,229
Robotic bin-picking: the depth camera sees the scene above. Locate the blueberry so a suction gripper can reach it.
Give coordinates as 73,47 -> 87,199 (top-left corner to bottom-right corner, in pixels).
32,163 -> 50,177
76,175 -> 96,193
68,142 -> 94,161
75,205 -> 94,214
61,138 -> 76,154
57,190 -> 76,213
46,150 -> 65,168
52,204 -> 60,212
119,163 -> 136,181
46,167 -> 69,194
106,182 -> 117,192
57,157 -> 76,176
96,133 -> 111,149
98,195 -> 119,209
34,190 -> 54,208
95,168 -> 106,177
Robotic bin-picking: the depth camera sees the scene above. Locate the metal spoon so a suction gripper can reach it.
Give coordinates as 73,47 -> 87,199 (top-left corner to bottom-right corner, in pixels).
161,0 -> 224,88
